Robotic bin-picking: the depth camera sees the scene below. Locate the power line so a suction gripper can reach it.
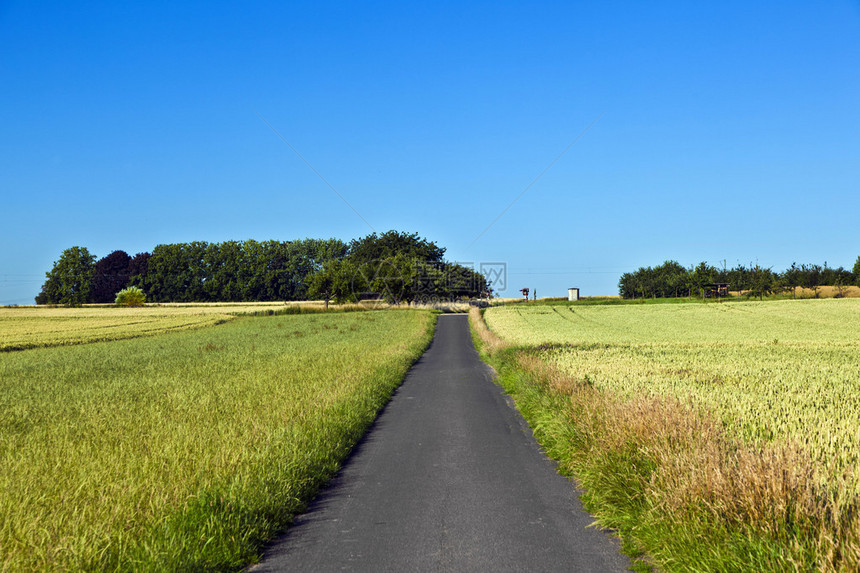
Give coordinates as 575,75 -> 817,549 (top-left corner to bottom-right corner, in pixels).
255,110 -> 376,233
467,112 -> 604,249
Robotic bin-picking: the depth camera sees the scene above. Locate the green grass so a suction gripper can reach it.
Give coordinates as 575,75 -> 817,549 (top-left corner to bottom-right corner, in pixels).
0,310 -> 436,571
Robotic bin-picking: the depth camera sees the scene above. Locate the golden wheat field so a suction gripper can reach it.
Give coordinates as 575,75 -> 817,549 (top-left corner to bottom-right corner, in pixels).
485,299 -> 860,478
0,304 -> 299,351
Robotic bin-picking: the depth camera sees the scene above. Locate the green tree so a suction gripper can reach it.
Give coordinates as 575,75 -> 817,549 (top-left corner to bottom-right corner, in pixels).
853,256 -> 860,286
654,260 -> 688,297
724,264 -> 749,293
36,246 -> 96,305
242,239 -> 275,301
817,262 -> 850,289
307,259 -> 356,306
800,263 -> 822,298
127,252 -> 151,292
300,237 -> 349,268
781,262 -> 801,299
439,262 -> 490,301
348,231 -> 445,266
204,240 -> 248,301
146,242 -> 209,302
90,250 -> 132,303
621,270 -> 649,299
145,244 -> 184,302
747,264 -> 776,301
350,254 -> 415,304
687,262 -> 716,298
631,266 -> 650,299
617,272 -> 635,299
281,241 -> 321,300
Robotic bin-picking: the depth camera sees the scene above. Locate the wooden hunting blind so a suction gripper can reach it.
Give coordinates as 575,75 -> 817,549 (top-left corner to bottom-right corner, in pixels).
704,283 -> 729,298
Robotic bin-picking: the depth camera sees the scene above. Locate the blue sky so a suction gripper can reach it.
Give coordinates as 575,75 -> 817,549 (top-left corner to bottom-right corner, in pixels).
1,1 -> 858,304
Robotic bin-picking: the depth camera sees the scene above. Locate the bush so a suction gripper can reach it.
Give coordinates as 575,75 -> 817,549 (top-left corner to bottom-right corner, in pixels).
115,286 -> 146,307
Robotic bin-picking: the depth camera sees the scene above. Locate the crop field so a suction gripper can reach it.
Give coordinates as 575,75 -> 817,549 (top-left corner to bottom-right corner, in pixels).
0,309 -> 435,571
0,301 -> 472,352
0,303 -> 302,351
486,299 -> 860,470
486,298 -> 860,345
479,299 -> 860,570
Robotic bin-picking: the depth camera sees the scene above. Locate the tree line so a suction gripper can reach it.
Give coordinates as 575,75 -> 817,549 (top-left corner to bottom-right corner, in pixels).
618,258 -> 860,300
36,231 -> 491,306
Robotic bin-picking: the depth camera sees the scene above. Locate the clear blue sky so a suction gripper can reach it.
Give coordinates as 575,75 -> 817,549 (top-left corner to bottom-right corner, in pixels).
2,1 -> 858,304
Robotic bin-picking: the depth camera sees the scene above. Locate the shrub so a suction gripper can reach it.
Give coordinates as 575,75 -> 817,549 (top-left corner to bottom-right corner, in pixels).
115,286 -> 146,307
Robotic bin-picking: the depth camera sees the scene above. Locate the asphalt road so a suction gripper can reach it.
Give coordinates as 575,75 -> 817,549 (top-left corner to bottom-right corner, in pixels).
251,314 -> 630,572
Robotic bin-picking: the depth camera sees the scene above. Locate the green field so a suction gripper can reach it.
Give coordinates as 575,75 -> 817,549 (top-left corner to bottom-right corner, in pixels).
478,299 -> 860,571
0,309 -> 435,571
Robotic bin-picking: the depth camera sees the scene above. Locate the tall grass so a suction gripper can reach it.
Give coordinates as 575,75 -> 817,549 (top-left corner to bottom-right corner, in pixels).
470,305 -> 860,571
0,310 -> 435,571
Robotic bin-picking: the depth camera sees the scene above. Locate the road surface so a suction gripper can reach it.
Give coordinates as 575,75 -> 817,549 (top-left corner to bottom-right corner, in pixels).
252,314 -> 630,572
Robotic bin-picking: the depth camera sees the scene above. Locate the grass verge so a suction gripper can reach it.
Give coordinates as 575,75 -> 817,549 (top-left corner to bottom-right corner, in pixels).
0,310 -> 436,571
468,307 -> 860,572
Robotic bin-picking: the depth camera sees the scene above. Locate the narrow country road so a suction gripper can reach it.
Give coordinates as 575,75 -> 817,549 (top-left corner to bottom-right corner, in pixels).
251,314 -> 630,572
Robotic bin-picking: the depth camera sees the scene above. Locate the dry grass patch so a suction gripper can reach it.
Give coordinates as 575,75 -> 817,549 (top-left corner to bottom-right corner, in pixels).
468,307 -> 509,354
515,353 -> 860,570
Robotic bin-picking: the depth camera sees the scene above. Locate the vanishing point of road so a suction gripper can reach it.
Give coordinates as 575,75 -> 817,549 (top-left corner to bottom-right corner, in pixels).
252,314 -> 630,572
